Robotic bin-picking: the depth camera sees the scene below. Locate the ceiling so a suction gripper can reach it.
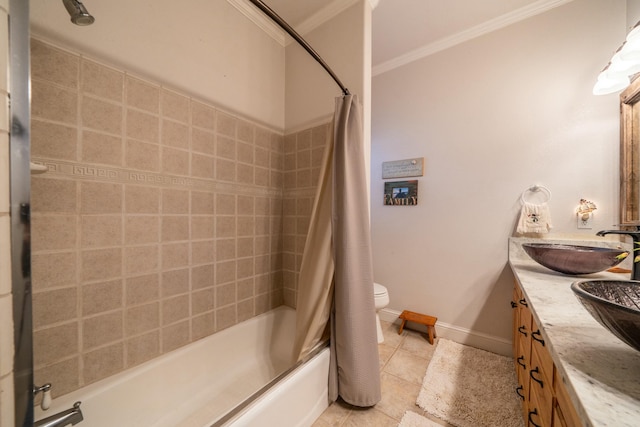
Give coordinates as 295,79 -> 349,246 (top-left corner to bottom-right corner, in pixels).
265,0 -> 570,71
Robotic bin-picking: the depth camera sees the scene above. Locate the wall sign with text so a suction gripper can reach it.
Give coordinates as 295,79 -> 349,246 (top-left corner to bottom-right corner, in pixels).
382,158 -> 424,179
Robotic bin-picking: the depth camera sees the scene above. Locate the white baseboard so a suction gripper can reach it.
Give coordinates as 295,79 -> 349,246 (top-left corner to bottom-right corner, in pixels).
379,308 -> 512,357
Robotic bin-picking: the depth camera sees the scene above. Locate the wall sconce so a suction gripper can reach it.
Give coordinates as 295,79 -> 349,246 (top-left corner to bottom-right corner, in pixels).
577,199 -> 597,228
593,21 -> 640,95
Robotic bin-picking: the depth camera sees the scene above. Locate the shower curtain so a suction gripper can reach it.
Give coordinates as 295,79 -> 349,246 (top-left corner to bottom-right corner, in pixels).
293,94 -> 381,407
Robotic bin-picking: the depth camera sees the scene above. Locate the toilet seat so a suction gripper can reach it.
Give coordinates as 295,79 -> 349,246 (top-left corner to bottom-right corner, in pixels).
374,282 -> 388,296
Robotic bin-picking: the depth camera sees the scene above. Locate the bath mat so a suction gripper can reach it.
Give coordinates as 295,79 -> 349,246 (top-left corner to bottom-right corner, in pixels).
397,411 -> 442,427
416,339 -> 523,427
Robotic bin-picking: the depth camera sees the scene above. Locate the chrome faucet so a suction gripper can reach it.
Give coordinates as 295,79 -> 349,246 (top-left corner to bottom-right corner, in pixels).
34,401 -> 84,427
596,229 -> 640,280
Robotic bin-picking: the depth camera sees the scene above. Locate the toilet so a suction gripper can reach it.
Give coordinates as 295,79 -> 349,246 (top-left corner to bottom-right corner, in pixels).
374,282 -> 390,343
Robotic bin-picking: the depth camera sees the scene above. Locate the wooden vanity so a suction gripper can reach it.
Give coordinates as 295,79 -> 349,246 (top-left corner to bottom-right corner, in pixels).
509,237 -> 640,427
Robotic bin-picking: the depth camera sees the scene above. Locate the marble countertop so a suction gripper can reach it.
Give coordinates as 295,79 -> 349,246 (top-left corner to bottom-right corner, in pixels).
508,237 -> 640,427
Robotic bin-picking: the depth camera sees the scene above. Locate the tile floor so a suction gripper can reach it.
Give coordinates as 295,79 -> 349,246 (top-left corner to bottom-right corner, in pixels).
312,320 -> 453,427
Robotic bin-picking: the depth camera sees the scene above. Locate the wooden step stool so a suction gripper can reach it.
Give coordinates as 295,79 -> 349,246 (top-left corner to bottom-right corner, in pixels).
398,310 -> 437,345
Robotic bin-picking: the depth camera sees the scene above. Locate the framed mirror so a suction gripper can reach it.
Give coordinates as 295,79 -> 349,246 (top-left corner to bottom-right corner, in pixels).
620,77 -> 640,225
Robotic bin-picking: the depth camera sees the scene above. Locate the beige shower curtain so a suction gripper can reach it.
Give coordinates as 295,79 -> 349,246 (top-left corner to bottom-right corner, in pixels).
293,94 -> 381,407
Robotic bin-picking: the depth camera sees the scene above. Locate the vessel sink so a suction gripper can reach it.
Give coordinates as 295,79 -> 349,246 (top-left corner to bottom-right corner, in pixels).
522,243 -> 628,275
571,280 -> 640,352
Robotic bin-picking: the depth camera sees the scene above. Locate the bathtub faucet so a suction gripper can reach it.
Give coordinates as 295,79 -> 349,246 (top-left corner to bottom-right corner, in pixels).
34,401 -> 84,427
596,229 -> 640,281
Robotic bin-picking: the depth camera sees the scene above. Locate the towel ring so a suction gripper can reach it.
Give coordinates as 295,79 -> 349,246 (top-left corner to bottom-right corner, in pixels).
520,185 -> 551,205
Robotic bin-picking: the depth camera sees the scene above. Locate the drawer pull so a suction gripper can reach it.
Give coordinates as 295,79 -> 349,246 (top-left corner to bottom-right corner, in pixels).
518,326 -> 528,337
519,298 -> 528,307
532,330 -> 545,346
511,301 -> 517,308
515,385 -> 525,400
517,356 -> 526,369
530,367 -> 544,388
528,408 -> 542,427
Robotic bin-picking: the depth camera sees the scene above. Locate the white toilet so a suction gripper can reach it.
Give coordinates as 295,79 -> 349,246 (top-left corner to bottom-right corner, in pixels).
374,282 -> 390,343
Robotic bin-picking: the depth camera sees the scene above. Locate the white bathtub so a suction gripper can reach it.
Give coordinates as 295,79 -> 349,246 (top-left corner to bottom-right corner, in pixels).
34,306 -> 330,427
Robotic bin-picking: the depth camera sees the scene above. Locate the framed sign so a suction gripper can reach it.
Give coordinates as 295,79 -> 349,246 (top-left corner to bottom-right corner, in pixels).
384,180 -> 418,206
382,158 -> 424,179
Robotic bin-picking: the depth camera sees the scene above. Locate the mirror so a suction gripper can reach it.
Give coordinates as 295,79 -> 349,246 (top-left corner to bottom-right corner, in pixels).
620,77 -> 640,225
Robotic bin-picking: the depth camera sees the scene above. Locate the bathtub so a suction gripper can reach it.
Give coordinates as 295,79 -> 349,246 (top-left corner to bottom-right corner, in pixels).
34,306 -> 331,427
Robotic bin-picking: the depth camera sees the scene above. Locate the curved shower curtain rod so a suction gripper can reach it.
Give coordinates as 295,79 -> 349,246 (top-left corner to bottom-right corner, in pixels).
247,0 -> 351,96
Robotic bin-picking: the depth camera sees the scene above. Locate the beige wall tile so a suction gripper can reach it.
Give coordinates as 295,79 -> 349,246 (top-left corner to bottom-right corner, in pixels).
80,181 -> 122,213
191,191 -> 214,215
161,90 -> 189,123
161,243 -> 189,269
237,278 -> 254,300
32,287 -> 78,329
81,248 -> 122,282
216,158 -> 236,182
284,134 -> 296,153
296,130 -> 311,151
255,128 -> 271,149
161,295 -> 189,326
31,39 -> 79,89
162,320 -> 190,352
83,343 -> 123,385
31,215 -> 77,251
216,305 -> 236,331
125,185 -> 159,213
82,96 -> 122,134
34,357 -> 80,399
271,133 -> 283,152
126,109 -> 159,143
83,311 -> 123,350
237,121 -> 254,143
216,112 -> 236,137
191,128 -> 215,155
255,293 -> 270,315
162,189 -> 189,214
216,136 -> 235,160
216,283 -> 235,308
237,142 -> 254,164
312,124 -> 328,147
191,240 -> 215,265
126,139 -> 160,172
271,152 -> 283,171
190,153 -> 214,179
126,274 -> 159,306
237,195 -> 254,215
191,288 -> 214,315
191,264 -> 214,290
125,245 -> 158,274
126,331 -> 159,368
191,312 -> 214,340
125,215 -> 159,245
237,237 -> 254,258
216,238 -> 236,261
33,322 -> 78,366
161,216 -> 189,242
31,119 -> 78,160
216,216 -> 235,238
125,302 -> 159,337
82,279 -> 123,316
237,299 -> 254,322
254,216 -> 269,236
82,59 -> 124,102
162,147 -> 189,176
81,131 -> 123,166
161,269 -> 189,297
216,194 -> 235,215
32,252 -> 77,291
215,260 -> 235,285
237,217 -> 254,237
236,258 -> 254,280
191,101 -> 215,130
32,81 -> 78,125
255,146 -> 270,168
126,77 -> 159,113
81,215 -> 122,248
296,149 -> 311,169
191,216 -> 214,239
31,177 -> 77,213
161,119 -> 189,149
297,169 -> 311,188
0,296 -> 13,376
237,164 -> 254,185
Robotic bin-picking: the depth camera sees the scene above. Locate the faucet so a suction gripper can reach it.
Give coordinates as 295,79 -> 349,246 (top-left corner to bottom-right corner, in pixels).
596,229 -> 640,280
34,401 -> 84,427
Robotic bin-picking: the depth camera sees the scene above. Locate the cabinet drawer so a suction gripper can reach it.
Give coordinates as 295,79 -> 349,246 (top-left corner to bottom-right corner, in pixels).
554,369 -> 582,427
531,317 -> 553,381
529,347 -> 553,427
528,385 -> 550,427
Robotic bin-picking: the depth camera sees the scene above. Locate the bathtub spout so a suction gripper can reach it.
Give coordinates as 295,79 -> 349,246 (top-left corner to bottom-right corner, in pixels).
34,401 -> 84,427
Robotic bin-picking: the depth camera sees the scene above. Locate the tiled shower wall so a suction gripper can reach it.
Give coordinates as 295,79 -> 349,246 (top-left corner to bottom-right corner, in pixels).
281,124 -> 331,308
29,38 -> 288,397
0,1 -> 14,425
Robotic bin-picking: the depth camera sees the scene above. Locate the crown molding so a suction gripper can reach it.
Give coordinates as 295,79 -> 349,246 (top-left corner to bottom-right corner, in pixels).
295,0 -> 359,38
372,0 -> 575,76
227,0 -> 285,46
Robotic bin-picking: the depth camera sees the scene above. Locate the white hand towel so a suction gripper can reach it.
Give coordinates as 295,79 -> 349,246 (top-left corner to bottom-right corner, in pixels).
517,202 -> 552,234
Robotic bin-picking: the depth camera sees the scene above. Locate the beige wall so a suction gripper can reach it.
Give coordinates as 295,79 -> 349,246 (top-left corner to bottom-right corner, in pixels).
30,39 -> 284,397
0,0 -> 14,425
371,0 -> 627,352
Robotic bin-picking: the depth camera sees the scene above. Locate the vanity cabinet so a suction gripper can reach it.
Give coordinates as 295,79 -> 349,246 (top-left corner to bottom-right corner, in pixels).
512,282 -> 581,427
